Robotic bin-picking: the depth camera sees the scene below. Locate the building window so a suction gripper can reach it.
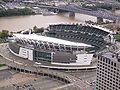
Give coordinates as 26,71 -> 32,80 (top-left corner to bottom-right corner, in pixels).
114,63 -> 116,67
108,59 -> 110,64
111,61 -> 113,66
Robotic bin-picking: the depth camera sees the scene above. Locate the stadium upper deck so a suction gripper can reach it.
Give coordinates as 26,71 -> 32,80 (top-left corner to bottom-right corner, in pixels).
46,23 -> 115,49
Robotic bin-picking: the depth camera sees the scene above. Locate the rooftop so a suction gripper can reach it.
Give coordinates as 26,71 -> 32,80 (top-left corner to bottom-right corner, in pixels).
101,52 -> 118,62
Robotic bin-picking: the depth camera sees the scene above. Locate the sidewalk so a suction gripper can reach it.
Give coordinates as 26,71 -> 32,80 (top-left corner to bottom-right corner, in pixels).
0,66 -> 8,71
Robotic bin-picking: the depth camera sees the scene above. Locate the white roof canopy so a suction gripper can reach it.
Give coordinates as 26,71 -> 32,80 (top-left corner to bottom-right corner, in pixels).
14,34 -> 92,47
90,25 -> 112,33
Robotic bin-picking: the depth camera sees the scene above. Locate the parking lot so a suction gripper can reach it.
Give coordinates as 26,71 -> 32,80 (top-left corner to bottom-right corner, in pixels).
0,72 -> 65,90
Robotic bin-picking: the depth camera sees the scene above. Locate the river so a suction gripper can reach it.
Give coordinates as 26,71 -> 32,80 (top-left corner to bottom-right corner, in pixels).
0,13 -> 97,32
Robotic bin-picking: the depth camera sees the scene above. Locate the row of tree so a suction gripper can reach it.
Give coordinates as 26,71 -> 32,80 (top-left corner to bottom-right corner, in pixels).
33,26 -> 44,33
0,30 -> 9,38
0,8 -> 35,17
16,26 -> 45,34
0,26 -> 45,38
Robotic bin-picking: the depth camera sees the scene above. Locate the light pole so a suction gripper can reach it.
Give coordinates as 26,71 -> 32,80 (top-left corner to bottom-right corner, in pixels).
35,66 -> 38,77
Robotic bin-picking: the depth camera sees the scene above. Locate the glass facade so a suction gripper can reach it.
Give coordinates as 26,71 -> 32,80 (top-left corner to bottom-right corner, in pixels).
33,50 -> 51,61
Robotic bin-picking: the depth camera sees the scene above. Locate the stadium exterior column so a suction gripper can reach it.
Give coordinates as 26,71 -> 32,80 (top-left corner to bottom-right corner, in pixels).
116,20 -> 120,28
97,17 -> 103,23
53,43 -> 55,50
47,42 -> 50,50
51,52 -> 54,63
69,12 -> 75,18
58,44 -> 60,51
77,46 -> 79,51
64,45 -> 66,51
70,46 -> 72,52
24,64 -> 27,73
12,59 -> 16,71
83,46 -> 86,54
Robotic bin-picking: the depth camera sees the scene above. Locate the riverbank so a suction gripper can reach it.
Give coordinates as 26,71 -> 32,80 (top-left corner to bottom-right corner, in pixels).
0,8 -> 35,17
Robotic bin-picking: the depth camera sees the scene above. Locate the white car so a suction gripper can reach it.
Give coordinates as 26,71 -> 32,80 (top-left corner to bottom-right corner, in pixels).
35,62 -> 41,65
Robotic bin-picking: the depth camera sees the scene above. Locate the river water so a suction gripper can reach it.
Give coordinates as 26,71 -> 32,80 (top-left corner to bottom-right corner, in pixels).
1,10 -> 120,32
0,13 -> 96,32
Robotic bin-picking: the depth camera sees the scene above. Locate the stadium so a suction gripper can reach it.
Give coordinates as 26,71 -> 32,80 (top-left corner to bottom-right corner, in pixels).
8,22 -> 115,70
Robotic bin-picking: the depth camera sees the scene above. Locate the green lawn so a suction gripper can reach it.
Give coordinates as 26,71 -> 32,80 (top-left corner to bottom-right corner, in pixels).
113,35 -> 120,40
0,64 -> 6,67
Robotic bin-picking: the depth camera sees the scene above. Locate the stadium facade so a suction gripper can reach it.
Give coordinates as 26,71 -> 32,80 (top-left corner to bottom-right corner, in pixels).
9,23 -> 115,66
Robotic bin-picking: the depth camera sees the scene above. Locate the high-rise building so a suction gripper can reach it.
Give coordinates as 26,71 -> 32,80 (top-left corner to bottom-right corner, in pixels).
96,52 -> 120,90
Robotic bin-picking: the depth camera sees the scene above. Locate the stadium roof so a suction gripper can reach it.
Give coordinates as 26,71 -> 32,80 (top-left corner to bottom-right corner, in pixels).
102,52 -> 118,62
14,34 -> 92,47
90,25 -> 112,33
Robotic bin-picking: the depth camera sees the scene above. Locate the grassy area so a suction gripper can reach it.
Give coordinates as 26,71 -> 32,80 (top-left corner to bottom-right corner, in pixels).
0,64 -> 6,67
113,34 -> 120,40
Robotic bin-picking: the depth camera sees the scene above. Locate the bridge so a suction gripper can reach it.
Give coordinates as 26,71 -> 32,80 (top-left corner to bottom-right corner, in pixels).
35,4 -> 120,23
2,0 -> 120,26
15,0 -> 120,22
20,0 -> 120,27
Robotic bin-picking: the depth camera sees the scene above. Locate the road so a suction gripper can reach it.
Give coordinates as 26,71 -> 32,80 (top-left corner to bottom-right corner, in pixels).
0,43 -> 94,90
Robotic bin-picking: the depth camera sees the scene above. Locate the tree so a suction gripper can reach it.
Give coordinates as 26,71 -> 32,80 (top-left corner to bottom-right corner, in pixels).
0,8 -> 35,17
33,26 -> 44,33
2,30 -> 9,35
36,27 -> 44,33
0,30 -> 9,38
33,26 -> 38,32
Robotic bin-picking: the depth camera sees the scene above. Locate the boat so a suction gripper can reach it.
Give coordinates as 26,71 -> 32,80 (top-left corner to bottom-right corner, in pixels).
42,12 -> 58,16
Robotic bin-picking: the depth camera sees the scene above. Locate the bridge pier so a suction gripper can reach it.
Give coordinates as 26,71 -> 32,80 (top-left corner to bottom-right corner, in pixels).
115,20 -> 120,28
97,17 -> 103,23
111,7 -> 116,14
111,10 -> 116,14
54,9 -> 59,13
69,12 -> 75,18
